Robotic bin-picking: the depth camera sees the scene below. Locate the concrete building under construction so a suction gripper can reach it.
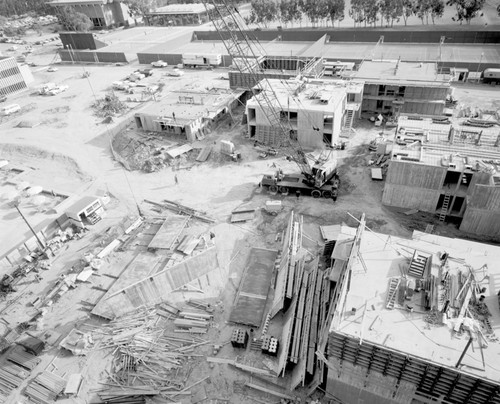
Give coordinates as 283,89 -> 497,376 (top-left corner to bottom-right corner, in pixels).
344,60 -> 451,116
322,219 -> 500,404
382,115 -> 500,238
245,78 -> 363,148
134,88 -> 245,142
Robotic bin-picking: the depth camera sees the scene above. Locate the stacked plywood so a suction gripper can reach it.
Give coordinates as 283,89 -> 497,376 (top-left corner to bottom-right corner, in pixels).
25,371 -> 67,404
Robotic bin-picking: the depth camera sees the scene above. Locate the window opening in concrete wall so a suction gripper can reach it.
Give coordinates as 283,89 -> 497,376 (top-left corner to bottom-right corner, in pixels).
451,196 -> 464,214
443,171 -> 461,188
378,85 -> 386,96
135,117 -> 143,128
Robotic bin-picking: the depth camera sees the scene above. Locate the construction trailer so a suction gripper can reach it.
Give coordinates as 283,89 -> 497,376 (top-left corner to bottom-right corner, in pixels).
343,60 -> 451,116
65,196 -> 104,227
382,115 -> 500,238
482,68 -> 500,84
181,53 -> 222,68
322,222 -> 500,404
134,88 -> 245,142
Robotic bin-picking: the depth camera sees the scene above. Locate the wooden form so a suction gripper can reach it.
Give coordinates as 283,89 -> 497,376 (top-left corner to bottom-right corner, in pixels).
328,332 -> 500,404
92,247 -> 218,319
147,215 -> 188,250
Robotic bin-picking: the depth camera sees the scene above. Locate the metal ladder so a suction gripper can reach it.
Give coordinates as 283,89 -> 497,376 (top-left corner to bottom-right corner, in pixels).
386,278 -> 401,310
439,194 -> 451,222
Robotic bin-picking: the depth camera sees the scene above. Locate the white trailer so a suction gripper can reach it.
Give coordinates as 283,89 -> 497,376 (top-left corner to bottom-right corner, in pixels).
182,53 -> 222,68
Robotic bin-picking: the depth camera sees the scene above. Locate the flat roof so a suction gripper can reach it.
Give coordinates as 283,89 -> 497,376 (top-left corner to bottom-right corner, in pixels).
392,115 -> 500,176
66,195 -> 99,216
138,88 -> 243,123
47,0 -> 112,5
332,225 -> 500,382
247,79 -> 347,113
352,60 -> 450,85
148,3 -> 213,15
300,42 -> 500,65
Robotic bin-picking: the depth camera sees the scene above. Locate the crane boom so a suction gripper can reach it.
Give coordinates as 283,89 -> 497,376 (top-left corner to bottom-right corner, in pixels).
203,0 -> 314,183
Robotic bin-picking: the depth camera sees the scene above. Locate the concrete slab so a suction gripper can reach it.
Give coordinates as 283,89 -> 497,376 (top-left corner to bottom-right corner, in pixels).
229,247 -> 278,327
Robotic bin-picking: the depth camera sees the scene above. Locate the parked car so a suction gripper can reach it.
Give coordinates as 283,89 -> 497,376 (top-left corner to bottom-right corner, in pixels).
47,66 -> 58,72
0,104 -> 21,116
165,68 -> 184,77
137,68 -> 154,77
151,60 -> 168,68
47,85 -> 68,96
0,95 -> 7,103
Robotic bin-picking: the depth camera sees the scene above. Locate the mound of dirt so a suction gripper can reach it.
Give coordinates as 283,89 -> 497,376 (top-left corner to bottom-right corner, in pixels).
0,143 -> 92,182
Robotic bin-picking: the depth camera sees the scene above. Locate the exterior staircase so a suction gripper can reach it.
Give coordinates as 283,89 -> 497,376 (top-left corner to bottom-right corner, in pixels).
340,106 -> 357,138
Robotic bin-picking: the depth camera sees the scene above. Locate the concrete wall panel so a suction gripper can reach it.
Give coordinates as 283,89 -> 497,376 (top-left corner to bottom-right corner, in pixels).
467,184 -> 500,210
460,209 -> 500,239
386,161 -> 446,189
382,183 -> 440,211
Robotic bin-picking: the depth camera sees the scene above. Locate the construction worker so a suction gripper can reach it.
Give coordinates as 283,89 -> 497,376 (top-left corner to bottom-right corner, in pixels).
174,175 -> 178,185
295,190 -> 301,201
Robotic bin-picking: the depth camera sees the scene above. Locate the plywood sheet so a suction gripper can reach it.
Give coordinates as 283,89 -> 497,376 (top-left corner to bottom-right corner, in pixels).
92,247 -> 218,319
148,215 -> 188,249
229,247 -> 278,327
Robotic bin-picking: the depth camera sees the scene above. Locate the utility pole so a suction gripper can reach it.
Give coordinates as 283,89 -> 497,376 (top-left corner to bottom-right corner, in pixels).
14,204 -> 45,250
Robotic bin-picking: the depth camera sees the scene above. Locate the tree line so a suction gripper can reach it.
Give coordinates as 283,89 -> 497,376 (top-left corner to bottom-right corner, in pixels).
248,0 -> 486,28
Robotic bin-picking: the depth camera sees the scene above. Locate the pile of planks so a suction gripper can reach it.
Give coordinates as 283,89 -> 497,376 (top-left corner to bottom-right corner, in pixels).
0,361 -> 31,402
94,306 -> 209,399
95,386 -> 159,403
174,310 -> 213,334
25,371 -> 67,404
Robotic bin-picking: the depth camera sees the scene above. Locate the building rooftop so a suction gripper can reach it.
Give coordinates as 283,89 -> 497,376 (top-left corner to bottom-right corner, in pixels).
47,0 -> 115,5
331,225 -> 500,382
149,3 -> 214,15
392,115 -> 500,178
247,78 -> 347,113
349,60 -> 451,86
138,87 -> 243,124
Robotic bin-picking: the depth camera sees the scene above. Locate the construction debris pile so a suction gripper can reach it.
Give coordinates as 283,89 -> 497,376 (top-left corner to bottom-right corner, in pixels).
385,249 -> 498,343
111,131 -> 200,172
91,306 -> 210,403
92,92 -> 128,118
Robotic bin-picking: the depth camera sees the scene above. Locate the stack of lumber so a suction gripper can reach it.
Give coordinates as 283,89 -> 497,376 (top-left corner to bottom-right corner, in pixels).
95,386 -> 159,403
0,362 -> 31,401
96,307 -> 209,396
174,310 -> 212,334
24,371 -> 67,404
187,299 -> 214,313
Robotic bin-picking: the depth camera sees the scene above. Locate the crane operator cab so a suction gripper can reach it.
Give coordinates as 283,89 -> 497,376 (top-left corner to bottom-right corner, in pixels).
311,160 -> 338,189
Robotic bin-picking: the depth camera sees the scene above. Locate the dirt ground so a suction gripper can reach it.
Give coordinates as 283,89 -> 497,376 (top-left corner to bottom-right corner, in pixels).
1,38 -> 500,404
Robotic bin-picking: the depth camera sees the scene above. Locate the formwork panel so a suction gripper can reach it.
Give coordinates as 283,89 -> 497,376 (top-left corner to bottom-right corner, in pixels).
386,161 -> 446,189
382,183 -> 440,211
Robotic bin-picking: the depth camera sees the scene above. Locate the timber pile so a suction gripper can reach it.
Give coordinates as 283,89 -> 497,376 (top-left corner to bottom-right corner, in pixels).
24,371 -> 67,404
94,306 -> 209,401
174,310 -> 212,334
144,199 -> 215,223
0,361 -> 31,402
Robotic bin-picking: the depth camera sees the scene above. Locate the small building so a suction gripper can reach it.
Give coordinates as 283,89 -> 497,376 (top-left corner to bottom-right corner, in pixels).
246,79 -> 360,148
345,60 -> 451,116
0,57 -> 32,96
47,0 -> 134,29
145,3 -> 215,26
382,115 -> 500,238
65,196 -> 104,227
134,88 -> 245,142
